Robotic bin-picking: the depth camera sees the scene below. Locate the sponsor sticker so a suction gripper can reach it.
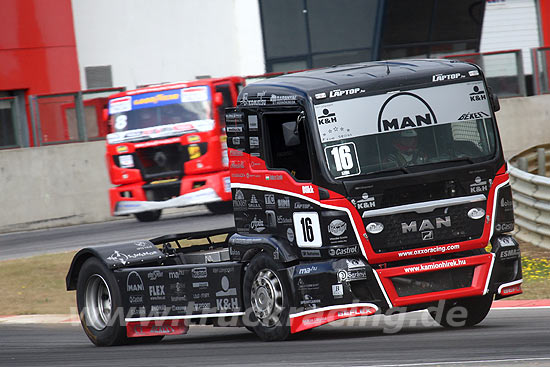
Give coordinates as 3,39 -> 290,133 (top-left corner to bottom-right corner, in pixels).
215,275 -> 239,311
469,85 -> 487,102
248,194 -> 262,210
328,219 -> 347,236
470,176 -> 488,193
109,96 -> 132,114
277,196 -> 290,209
181,86 -> 209,103
287,228 -> 295,243
147,270 -> 163,281
248,115 -> 258,131
250,215 -> 266,233
432,73 -> 462,82
233,189 -> 246,208
332,284 -> 344,298
126,271 -> 144,292
191,267 -> 207,279
301,249 -> 321,258
329,245 -> 359,257
264,194 -> 276,206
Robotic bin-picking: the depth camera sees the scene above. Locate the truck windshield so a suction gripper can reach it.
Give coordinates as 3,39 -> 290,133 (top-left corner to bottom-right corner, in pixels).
108,86 -> 212,132
314,81 -> 497,179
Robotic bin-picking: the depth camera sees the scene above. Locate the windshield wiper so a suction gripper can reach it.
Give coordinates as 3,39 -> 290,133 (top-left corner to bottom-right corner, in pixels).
367,166 -> 409,176
443,157 -> 475,164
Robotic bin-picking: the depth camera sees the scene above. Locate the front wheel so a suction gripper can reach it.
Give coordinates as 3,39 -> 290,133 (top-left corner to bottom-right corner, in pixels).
134,210 -> 162,222
243,253 -> 291,341
429,294 -> 493,328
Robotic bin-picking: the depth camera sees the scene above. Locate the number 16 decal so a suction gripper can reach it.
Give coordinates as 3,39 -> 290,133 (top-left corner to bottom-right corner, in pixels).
324,142 -> 360,178
293,212 -> 322,248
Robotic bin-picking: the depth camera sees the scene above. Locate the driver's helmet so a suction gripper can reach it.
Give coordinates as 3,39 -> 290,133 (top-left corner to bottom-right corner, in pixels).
393,129 -> 418,154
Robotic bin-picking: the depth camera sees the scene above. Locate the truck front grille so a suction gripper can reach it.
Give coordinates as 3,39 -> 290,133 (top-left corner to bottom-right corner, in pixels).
135,144 -> 184,180
364,202 -> 485,253
391,266 -> 475,297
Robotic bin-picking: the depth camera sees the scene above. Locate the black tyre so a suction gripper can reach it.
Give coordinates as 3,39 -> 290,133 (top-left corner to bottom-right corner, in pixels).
134,210 -> 162,222
76,258 -> 164,346
429,294 -> 493,328
76,257 -> 128,346
243,253 -> 291,341
206,201 -> 233,215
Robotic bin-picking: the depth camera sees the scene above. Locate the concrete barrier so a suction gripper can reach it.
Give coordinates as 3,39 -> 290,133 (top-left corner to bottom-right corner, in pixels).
1,94 -> 550,233
497,94 -> 550,159
0,141 -> 112,233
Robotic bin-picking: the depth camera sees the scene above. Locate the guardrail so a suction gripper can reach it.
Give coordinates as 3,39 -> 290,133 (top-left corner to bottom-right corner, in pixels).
509,144 -> 550,249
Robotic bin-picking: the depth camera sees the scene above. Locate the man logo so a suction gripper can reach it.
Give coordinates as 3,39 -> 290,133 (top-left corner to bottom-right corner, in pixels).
377,92 -> 437,133
126,271 -> 144,292
154,151 -> 167,167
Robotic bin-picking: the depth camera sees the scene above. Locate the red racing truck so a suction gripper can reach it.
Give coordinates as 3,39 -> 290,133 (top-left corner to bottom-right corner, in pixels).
67,60 -> 522,346
106,77 -> 244,221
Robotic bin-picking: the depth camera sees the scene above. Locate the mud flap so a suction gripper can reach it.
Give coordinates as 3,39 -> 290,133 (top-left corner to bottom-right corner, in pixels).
285,258 -> 388,333
490,235 -> 523,299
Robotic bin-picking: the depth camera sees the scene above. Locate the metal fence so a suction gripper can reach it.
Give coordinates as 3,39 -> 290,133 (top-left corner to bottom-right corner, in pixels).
532,46 -> 550,95
509,144 -> 550,249
28,87 -> 124,146
443,49 -> 527,97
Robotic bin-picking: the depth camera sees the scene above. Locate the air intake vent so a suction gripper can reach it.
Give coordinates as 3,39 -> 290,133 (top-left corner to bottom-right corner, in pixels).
85,65 -> 113,89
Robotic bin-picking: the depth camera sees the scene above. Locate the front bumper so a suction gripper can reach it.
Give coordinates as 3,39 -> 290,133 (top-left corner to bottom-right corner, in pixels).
286,235 -> 522,332
114,187 -> 223,215
111,171 -> 231,215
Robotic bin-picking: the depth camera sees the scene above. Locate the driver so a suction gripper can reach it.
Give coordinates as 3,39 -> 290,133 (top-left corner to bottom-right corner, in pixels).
137,108 -> 157,128
386,129 -> 427,167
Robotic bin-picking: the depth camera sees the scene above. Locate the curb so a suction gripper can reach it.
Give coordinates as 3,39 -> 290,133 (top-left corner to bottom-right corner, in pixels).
491,299 -> 550,308
1,300 -> 549,325
0,314 -> 80,325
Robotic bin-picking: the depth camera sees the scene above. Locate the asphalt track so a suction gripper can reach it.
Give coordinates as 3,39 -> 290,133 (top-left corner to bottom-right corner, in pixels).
0,206 -> 234,261
1,308 -> 550,367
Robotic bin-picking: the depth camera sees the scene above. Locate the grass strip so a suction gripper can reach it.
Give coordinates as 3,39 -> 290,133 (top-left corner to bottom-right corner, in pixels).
0,242 -> 549,315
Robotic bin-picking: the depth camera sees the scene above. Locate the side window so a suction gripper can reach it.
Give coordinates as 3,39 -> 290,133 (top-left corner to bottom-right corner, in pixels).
215,84 -> 234,128
263,111 -> 312,181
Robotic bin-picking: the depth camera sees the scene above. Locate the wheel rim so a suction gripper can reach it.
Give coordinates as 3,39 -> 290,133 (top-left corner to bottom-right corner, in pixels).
250,269 -> 284,327
84,274 -> 112,330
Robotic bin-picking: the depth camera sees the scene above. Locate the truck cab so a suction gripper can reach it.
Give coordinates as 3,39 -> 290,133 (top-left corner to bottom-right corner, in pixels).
105,77 -> 244,221
225,59 -> 521,325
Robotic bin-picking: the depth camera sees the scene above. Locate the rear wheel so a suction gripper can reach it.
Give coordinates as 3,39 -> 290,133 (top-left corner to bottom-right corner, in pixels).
243,253 -> 291,341
76,258 -> 164,346
134,210 -> 162,222
429,294 -> 493,328
76,257 -> 127,346
206,201 -> 233,215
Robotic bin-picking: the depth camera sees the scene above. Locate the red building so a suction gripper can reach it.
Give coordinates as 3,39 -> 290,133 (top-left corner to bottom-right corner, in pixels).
0,0 -> 80,148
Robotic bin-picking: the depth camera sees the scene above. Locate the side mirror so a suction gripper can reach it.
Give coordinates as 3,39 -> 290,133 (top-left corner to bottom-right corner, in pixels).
103,108 -> 114,133
488,87 -> 500,112
282,120 -> 300,147
214,92 -> 224,106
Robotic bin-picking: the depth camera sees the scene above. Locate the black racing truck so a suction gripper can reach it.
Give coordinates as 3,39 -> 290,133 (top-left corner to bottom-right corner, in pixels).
66,60 -> 523,346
